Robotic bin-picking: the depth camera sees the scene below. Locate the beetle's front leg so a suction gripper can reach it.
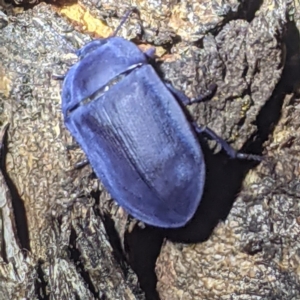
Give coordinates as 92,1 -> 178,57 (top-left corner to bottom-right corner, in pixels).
166,83 -> 217,106
193,123 -> 262,161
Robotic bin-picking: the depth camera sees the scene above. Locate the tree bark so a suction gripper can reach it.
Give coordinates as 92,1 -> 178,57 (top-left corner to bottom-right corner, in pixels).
0,0 -> 299,299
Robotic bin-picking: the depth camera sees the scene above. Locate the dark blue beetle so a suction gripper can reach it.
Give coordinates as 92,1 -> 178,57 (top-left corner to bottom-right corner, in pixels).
61,13 -> 260,228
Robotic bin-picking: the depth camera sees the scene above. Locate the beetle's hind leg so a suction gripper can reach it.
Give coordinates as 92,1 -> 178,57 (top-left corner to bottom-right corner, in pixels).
166,83 -> 217,105
193,123 -> 262,161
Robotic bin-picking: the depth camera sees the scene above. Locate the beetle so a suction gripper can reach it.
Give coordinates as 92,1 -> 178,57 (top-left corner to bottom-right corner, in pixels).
61,11 -> 261,228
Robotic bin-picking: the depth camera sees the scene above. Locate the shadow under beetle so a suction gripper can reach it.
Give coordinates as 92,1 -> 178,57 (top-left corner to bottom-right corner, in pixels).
61,11 -> 261,228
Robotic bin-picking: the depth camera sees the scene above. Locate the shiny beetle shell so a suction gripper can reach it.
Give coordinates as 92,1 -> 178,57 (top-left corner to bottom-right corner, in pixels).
62,37 -> 205,228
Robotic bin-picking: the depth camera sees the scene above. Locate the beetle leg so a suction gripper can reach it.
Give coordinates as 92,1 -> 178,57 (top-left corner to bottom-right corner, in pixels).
65,143 -> 89,169
65,143 -> 80,151
193,123 -> 262,161
112,8 -> 140,37
166,83 -> 217,106
165,83 -> 191,105
191,83 -> 217,104
74,159 -> 89,169
52,74 -> 65,80
64,144 -> 89,168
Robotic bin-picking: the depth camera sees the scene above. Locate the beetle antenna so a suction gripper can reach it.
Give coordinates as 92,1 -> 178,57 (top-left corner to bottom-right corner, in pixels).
113,8 -> 139,37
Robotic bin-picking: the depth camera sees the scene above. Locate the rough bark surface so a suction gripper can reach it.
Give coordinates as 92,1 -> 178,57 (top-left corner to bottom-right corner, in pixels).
0,0 -> 299,299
